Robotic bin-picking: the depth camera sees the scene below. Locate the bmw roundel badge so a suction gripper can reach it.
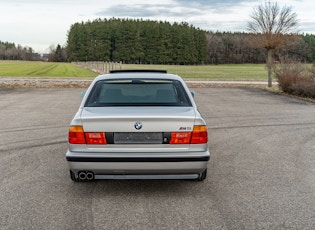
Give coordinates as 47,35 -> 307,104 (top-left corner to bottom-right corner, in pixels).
134,122 -> 142,130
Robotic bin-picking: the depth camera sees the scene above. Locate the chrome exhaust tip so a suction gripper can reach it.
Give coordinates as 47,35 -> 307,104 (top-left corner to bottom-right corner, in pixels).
86,171 -> 94,180
78,171 -> 87,180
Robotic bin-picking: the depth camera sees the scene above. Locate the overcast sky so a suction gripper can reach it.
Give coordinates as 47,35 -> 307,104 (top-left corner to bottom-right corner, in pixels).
1,0 -> 314,53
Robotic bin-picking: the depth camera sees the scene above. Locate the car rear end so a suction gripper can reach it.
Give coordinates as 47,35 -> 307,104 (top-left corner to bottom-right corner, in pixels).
66,71 -> 210,181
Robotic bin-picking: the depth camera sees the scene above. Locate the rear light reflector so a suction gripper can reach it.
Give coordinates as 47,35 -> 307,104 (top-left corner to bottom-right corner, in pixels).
85,132 -> 107,144
68,126 -> 85,144
191,125 -> 208,144
68,126 -> 107,145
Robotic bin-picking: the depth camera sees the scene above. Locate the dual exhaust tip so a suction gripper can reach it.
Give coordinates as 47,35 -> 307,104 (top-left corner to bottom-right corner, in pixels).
78,171 -> 94,181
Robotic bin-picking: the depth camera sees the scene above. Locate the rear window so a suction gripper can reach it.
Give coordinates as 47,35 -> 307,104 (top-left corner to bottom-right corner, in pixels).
85,79 -> 192,107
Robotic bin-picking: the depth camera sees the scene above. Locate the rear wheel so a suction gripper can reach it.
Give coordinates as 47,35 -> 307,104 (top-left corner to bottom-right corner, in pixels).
70,170 -> 80,182
196,169 -> 207,181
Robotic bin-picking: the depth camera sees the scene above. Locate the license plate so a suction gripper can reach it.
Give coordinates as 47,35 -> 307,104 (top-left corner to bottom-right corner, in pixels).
114,132 -> 162,144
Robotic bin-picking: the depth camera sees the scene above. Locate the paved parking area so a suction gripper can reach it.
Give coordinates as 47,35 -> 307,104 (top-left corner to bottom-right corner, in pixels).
0,88 -> 314,229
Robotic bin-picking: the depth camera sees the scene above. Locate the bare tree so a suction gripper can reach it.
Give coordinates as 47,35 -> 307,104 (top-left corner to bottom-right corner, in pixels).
247,1 -> 299,87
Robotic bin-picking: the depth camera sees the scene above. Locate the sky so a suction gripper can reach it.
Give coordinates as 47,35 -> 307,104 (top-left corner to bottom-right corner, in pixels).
1,0 -> 315,53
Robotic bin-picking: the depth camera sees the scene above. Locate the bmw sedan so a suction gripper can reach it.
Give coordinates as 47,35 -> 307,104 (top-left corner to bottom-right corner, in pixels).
66,70 -> 210,182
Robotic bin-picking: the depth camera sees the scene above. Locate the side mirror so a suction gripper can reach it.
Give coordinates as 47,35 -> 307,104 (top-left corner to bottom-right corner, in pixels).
81,91 -> 86,98
191,91 -> 195,98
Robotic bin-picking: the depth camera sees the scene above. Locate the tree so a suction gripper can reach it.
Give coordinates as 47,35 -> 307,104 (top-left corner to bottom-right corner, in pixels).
48,44 -> 67,62
247,1 -> 299,87
66,18 -> 208,65
303,34 -> 315,62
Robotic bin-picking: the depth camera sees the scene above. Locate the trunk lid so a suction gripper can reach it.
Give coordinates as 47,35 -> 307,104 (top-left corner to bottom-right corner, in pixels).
81,106 -> 196,133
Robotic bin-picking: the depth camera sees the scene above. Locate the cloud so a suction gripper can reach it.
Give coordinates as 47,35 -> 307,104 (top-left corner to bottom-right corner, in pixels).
96,3 -> 202,18
172,0 -> 254,12
1,0 -> 314,52
94,0 -> 253,32
299,22 -> 315,34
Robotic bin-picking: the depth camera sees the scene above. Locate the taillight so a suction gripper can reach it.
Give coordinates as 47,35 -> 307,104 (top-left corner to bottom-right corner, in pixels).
191,125 -> 208,144
169,125 -> 208,144
68,126 -> 107,145
85,132 -> 107,144
69,126 -> 85,144
169,132 -> 192,144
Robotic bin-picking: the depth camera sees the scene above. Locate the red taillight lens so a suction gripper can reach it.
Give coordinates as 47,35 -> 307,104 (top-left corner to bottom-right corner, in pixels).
85,132 -> 107,144
170,132 -> 192,144
191,125 -> 208,144
169,125 -> 208,145
69,126 -> 86,144
68,126 -> 107,145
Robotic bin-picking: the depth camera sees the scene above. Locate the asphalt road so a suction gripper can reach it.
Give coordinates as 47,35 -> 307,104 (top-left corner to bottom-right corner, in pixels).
0,88 -> 314,230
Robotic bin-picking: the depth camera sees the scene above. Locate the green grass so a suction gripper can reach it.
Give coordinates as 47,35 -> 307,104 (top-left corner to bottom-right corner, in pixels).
0,61 -> 97,78
123,64 -> 268,80
0,61 -> 268,80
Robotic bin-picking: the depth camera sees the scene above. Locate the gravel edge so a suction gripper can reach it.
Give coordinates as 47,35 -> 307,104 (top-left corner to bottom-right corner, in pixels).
0,77 -> 271,89
1,77 -> 313,103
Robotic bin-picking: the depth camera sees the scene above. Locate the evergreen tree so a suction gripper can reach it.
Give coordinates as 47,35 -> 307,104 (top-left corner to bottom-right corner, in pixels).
66,18 -> 315,64
66,18 -> 208,64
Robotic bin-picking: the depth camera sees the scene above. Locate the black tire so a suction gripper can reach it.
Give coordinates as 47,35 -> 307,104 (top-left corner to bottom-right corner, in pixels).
70,170 -> 80,182
196,169 -> 207,181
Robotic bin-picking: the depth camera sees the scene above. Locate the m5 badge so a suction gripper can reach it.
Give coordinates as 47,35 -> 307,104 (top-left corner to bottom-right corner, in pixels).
179,126 -> 192,131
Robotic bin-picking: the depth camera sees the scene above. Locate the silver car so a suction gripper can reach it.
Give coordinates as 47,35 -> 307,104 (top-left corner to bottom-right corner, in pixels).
66,70 -> 210,181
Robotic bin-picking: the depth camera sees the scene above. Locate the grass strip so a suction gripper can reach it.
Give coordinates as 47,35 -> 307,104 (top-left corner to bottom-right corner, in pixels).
0,61 -> 268,80
0,61 -> 97,78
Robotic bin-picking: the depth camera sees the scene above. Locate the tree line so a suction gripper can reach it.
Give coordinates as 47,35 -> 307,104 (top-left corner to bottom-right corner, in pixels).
66,18 -> 207,64
66,18 -> 315,64
0,41 -> 40,60
206,32 -> 315,64
2,18 -> 315,64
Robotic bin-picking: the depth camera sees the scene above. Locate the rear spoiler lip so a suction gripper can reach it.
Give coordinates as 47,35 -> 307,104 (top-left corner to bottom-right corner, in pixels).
109,70 -> 167,74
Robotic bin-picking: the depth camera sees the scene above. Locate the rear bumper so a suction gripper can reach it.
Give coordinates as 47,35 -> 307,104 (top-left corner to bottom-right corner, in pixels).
66,150 -> 210,176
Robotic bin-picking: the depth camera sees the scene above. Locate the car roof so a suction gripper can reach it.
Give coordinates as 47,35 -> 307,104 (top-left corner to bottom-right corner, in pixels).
94,70 -> 183,81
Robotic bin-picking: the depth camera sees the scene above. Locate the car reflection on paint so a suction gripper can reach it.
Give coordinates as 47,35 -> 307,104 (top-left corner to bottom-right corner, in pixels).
65,70 -> 210,182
